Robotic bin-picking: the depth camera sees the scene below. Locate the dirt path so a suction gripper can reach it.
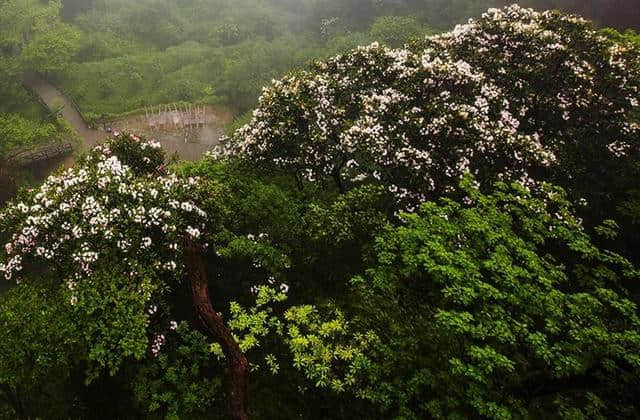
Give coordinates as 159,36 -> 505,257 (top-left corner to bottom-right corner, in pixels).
22,73 -> 232,160
23,72 -> 103,152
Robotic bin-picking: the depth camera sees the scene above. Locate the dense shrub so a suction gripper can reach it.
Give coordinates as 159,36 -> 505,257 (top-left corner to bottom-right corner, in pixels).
0,114 -> 68,155
341,179 -> 640,419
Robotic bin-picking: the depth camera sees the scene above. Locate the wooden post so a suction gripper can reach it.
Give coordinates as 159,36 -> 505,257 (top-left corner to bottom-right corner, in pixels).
192,104 -> 197,128
144,106 -> 150,130
162,105 -> 167,131
183,104 -> 188,129
173,104 -> 180,129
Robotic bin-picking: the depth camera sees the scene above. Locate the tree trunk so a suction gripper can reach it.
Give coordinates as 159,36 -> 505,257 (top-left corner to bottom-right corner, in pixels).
332,168 -> 345,194
0,384 -> 26,419
184,240 -> 249,420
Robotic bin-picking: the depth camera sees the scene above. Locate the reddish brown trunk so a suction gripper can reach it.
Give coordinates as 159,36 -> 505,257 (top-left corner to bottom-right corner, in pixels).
185,240 -> 249,420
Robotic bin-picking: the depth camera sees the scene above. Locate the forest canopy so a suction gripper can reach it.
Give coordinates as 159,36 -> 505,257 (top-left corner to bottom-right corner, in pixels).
1,2 -> 640,420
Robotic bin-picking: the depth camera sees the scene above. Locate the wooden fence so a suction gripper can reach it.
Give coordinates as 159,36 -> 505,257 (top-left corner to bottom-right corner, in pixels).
8,72 -> 77,167
4,141 -> 74,167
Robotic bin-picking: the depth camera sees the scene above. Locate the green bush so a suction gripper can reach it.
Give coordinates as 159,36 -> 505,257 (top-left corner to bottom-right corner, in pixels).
0,114 -> 67,155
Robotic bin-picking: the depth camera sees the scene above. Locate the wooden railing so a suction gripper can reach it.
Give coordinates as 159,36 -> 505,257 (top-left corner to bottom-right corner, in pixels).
23,71 -> 90,126
4,141 -> 74,167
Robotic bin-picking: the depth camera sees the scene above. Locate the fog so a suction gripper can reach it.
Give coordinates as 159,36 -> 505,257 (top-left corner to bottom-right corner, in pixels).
0,0 -> 638,206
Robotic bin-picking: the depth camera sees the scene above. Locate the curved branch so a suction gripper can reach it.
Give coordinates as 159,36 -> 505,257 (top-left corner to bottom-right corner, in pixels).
184,240 -> 249,420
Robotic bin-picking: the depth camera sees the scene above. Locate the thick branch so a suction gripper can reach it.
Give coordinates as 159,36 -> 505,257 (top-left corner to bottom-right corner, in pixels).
184,239 -> 249,420
331,165 -> 345,194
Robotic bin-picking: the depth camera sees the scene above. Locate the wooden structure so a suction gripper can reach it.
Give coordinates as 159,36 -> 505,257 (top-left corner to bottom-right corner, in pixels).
5,141 -> 73,167
145,103 -> 206,132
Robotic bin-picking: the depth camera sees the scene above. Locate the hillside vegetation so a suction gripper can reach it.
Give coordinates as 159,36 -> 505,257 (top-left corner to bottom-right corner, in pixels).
48,0 -> 640,120
1,0 -> 639,152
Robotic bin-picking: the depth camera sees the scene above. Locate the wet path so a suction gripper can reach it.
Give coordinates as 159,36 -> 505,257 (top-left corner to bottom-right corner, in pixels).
23,72 -> 104,152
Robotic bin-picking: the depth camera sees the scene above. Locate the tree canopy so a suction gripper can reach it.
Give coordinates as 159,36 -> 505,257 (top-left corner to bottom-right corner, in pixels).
221,6 -> 639,204
218,5 -> 640,260
0,0 -> 79,92
326,179 -> 640,418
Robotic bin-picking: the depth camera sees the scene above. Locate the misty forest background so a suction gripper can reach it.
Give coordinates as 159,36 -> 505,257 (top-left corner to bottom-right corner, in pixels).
2,0 -> 640,153
1,0 -> 640,419
1,0 -> 638,203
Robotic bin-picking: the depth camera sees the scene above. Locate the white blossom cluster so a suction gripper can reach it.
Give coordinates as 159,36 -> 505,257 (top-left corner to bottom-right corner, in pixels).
419,6 -> 640,184
212,5 -> 639,207
0,134 -> 208,293
151,333 -> 166,357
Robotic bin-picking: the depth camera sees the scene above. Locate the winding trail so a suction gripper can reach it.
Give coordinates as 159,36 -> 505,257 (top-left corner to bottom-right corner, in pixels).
23,72 -> 103,152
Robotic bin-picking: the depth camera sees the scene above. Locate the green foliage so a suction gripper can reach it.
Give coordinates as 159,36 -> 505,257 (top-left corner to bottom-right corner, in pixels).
4,0 -> 639,119
0,283 -> 81,418
618,190 -> 640,225
305,185 -> 391,245
178,158 -> 307,252
20,22 -> 80,74
216,21 -> 250,46
49,0 -> 446,115
133,322 -> 223,419
0,0 -> 77,163
0,0 -> 79,100
228,286 -> 288,355
56,41 -> 220,117
2,4 -> 640,419
370,15 -> 433,47
72,261 -> 158,381
284,305 -> 378,393
601,27 -> 640,49
335,178 -> 640,418
0,113 -> 67,155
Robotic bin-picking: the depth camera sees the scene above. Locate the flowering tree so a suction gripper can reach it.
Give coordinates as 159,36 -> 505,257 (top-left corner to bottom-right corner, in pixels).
0,133 -> 254,419
206,8 -> 640,415
412,6 -> 640,218
217,5 -> 639,217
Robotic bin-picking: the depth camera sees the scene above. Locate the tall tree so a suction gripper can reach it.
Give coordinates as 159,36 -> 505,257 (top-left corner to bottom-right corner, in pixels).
218,5 -> 640,256
0,133 -> 301,418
